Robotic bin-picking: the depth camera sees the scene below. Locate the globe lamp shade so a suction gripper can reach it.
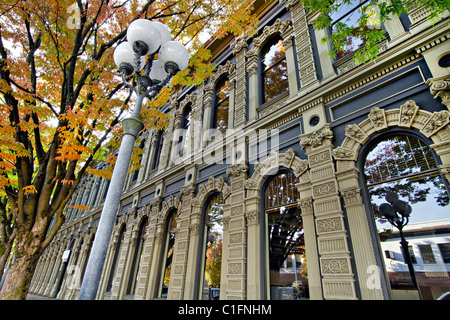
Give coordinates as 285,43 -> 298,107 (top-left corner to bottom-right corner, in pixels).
127,19 -> 161,55
153,21 -> 172,46
158,41 -> 190,74
379,203 -> 396,220
114,42 -> 145,75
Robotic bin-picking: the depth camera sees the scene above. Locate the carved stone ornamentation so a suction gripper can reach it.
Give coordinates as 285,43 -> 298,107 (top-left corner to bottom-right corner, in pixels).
331,147 -> 355,161
399,100 -> 419,127
344,124 -> 366,143
368,107 -> 387,129
340,188 -> 361,206
300,124 -> 333,149
284,148 -> 296,167
245,210 -> 259,225
293,159 -> 308,177
245,18 -> 293,59
322,258 -> 350,274
189,223 -> 199,236
317,217 -> 342,233
313,181 -> 337,198
233,34 -> 248,55
204,60 -> 236,94
226,163 -> 248,178
427,76 -> 450,110
421,110 -> 450,137
244,178 -> 258,190
181,182 -> 196,197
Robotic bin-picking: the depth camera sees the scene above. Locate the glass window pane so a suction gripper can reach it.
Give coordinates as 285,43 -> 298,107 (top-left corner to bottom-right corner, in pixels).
201,193 -> 224,300
160,211 -> 177,298
330,0 -> 369,59
365,135 -> 450,300
214,78 -> 229,131
265,171 -> 308,300
215,99 -> 229,131
263,59 -> 288,103
438,244 -> 450,263
262,38 -> 288,104
267,206 -> 308,300
419,245 -> 436,264
265,172 -> 299,209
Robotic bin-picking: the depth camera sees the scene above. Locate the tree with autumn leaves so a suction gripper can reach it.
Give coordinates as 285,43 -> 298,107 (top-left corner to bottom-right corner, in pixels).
0,0 -> 258,300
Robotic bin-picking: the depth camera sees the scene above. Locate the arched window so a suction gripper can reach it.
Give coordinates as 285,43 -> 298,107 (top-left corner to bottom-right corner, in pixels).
264,171 -> 308,300
199,193 -> 224,300
212,77 -> 229,131
159,210 -> 177,298
106,224 -> 126,293
364,134 -> 450,299
126,217 -> 148,295
260,36 -> 288,104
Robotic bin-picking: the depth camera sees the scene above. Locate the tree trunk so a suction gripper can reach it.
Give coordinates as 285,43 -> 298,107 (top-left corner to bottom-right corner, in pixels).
0,250 -> 40,300
0,234 -> 15,282
0,224 -> 44,300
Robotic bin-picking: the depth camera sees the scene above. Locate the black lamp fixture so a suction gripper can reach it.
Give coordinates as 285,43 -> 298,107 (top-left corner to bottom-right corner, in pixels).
379,191 -> 421,299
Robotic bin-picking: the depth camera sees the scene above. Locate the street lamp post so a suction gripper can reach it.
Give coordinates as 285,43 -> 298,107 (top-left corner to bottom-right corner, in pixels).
78,20 -> 189,300
378,191 -> 422,299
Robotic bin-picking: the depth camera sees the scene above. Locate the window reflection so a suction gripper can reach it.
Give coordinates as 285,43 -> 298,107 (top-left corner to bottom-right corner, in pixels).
330,0 -> 369,59
201,193 -> 224,300
213,78 -> 229,131
160,210 -> 177,298
261,37 -> 288,104
365,135 -> 450,300
265,171 -> 308,300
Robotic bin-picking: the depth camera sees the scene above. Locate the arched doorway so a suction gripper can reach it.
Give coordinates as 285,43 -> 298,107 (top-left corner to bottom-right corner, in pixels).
263,170 -> 309,300
363,133 -> 450,299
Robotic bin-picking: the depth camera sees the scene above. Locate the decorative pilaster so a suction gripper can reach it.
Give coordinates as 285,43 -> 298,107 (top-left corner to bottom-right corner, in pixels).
287,1 -> 319,88
138,198 -> 161,299
167,190 -> 193,300
225,163 -> 248,300
233,34 -> 248,127
300,125 -> 357,300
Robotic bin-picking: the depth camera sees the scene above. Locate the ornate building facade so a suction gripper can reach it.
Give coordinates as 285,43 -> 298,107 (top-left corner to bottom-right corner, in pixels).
29,0 -> 450,300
